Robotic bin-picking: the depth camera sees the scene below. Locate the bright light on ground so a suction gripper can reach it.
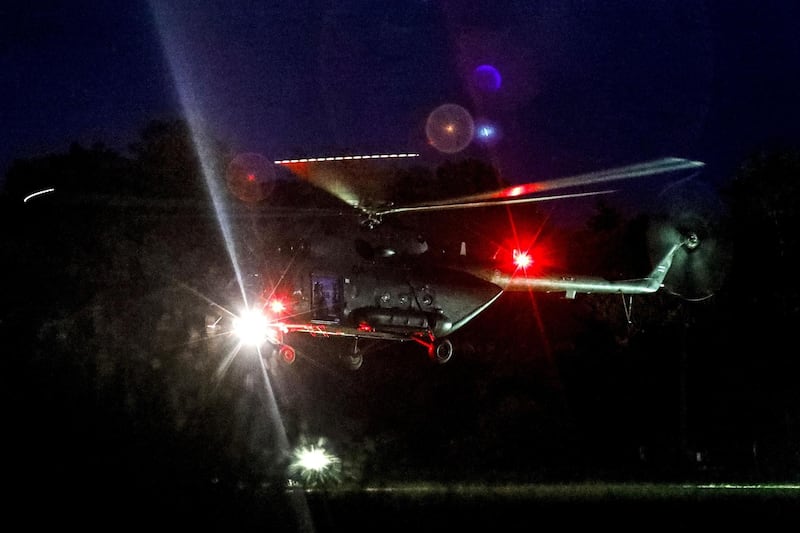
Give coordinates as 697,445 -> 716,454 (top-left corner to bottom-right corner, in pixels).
289,439 -> 342,487
297,447 -> 334,471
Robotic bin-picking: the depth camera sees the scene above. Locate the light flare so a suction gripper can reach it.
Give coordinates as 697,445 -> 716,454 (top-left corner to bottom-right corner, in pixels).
269,299 -> 286,314
513,249 -> 533,269
233,307 -> 271,346
289,438 -> 342,487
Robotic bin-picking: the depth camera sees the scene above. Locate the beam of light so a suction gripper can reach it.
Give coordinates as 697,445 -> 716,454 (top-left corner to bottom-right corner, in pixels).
150,3 -> 248,308
23,187 -> 55,203
275,152 -> 418,164
149,6 -> 313,531
214,341 -> 244,385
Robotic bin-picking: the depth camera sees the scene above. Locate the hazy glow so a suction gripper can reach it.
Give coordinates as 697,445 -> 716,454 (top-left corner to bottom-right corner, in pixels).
23,188 -> 55,203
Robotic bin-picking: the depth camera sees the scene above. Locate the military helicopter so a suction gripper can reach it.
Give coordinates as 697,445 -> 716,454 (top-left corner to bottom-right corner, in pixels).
207,152 -> 729,371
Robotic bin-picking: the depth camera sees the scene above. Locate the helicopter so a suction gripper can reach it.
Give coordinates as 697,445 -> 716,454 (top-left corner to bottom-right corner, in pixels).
205,152 -> 728,371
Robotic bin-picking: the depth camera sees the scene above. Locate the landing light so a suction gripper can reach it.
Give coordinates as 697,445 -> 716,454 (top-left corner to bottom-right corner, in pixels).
233,308 -> 270,346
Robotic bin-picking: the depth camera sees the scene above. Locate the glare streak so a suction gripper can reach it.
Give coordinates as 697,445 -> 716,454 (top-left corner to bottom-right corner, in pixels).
214,342 -> 243,384
150,6 -> 312,530
150,4 -> 248,307
23,188 -> 55,203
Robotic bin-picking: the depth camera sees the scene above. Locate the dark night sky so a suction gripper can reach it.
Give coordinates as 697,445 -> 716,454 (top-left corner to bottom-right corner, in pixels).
3,1 -> 800,199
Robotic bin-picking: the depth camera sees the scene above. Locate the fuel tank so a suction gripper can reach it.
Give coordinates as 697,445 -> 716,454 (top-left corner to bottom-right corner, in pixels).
341,264 -> 504,337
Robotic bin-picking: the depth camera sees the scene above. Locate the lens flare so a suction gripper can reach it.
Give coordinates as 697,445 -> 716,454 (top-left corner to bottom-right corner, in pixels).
473,64 -> 502,91
425,103 -> 474,154
226,152 -> 276,203
475,120 -> 500,146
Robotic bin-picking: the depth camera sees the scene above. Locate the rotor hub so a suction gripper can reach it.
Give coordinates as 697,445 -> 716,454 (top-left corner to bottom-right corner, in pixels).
684,232 -> 700,251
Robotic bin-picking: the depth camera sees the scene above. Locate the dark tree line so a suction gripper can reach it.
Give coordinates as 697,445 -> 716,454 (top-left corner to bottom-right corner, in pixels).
1,118 -> 799,507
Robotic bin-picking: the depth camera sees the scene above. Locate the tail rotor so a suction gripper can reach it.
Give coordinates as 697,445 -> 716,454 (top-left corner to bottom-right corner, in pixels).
646,177 -> 732,301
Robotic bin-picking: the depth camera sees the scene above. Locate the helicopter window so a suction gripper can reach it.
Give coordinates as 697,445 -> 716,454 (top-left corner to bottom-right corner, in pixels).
311,274 -> 343,323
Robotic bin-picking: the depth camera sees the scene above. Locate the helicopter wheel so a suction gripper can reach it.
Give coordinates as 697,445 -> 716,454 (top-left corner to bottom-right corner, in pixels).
343,341 -> 364,371
345,352 -> 364,371
278,344 -> 296,365
432,339 -> 454,365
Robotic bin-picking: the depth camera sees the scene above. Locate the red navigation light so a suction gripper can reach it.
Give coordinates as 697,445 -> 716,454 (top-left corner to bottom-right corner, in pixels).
513,249 -> 533,269
269,299 -> 286,314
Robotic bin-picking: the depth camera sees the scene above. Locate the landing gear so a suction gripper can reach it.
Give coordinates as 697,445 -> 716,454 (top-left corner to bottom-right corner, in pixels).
278,344 -> 296,365
431,338 -> 454,365
342,338 -> 364,371
414,333 -> 456,365
346,351 -> 364,371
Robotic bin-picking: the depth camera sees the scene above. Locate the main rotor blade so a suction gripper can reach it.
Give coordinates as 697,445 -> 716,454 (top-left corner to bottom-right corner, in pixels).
375,189 -> 618,216
374,157 -> 704,216
276,153 -> 419,209
512,157 -> 704,194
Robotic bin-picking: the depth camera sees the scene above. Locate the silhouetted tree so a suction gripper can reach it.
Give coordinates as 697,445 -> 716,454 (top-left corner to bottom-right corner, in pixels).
715,145 -> 800,477
128,118 -> 231,199
434,157 -> 506,197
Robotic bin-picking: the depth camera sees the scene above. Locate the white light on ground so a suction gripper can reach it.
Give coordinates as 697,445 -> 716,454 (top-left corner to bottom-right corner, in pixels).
297,447 -> 333,471
289,439 -> 342,486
